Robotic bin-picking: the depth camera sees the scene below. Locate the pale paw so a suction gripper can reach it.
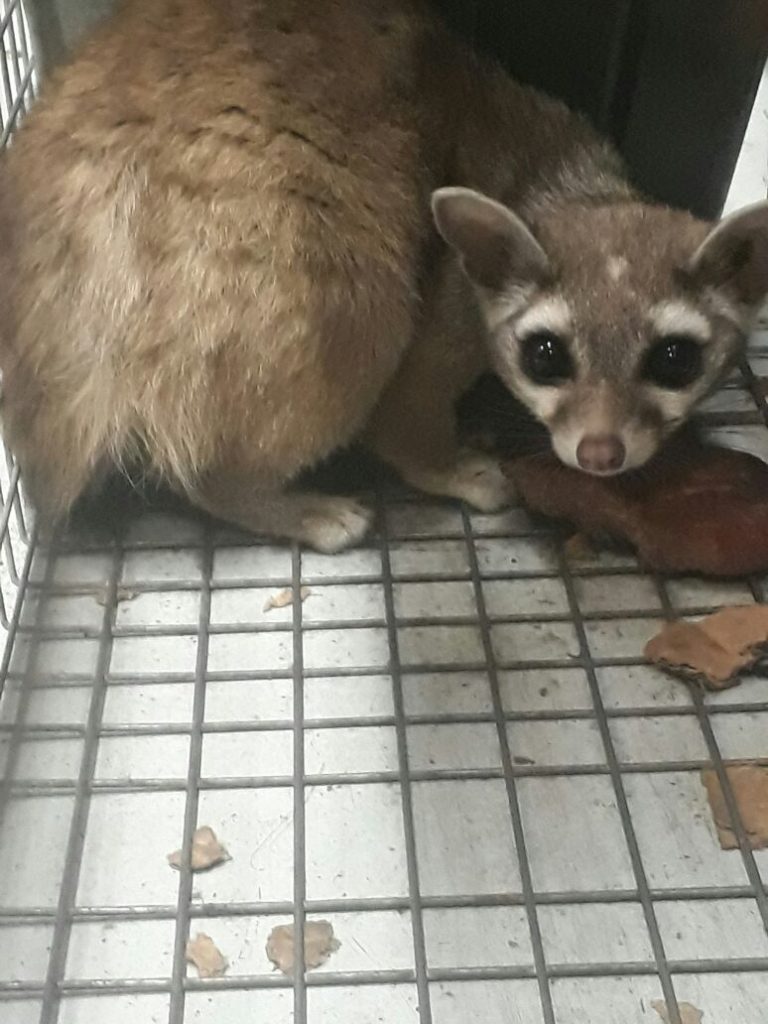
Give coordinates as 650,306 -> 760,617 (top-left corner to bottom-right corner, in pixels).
449,452 -> 515,512
300,497 -> 373,554
405,452 -> 514,512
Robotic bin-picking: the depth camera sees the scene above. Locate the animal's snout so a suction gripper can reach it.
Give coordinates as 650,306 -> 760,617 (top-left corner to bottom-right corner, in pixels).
576,434 -> 626,474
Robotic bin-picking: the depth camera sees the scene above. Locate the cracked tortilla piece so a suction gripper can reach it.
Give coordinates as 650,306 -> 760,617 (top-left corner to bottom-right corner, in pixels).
168,825 -> 229,871
701,765 -> 768,850
266,920 -> 340,975
644,605 -> 768,689
651,999 -> 704,1024
185,933 -> 228,978
263,586 -> 312,612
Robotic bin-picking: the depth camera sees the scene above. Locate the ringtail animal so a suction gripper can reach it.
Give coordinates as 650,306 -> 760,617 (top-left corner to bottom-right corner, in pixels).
2,0 -> 768,551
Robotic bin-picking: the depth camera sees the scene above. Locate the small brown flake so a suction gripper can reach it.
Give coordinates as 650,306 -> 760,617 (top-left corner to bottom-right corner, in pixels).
168,826 -> 229,871
651,999 -> 704,1024
94,585 -> 139,607
644,605 -> 768,689
263,586 -> 312,612
701,764 -> 768,850
266,920 -> 340,975
185,933 -> 227,978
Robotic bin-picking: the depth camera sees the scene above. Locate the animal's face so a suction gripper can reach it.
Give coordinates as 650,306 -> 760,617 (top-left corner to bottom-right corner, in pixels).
433,189 -> 768,475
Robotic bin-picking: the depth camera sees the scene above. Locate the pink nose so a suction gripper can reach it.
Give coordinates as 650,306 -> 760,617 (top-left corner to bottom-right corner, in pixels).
576,434 -> 626,474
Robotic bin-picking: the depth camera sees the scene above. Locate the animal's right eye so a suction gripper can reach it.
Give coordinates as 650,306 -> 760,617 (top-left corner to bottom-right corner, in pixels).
519,331 -> 574,385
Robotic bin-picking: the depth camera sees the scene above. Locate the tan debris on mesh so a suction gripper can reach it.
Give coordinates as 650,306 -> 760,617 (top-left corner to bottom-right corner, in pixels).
168,826 -> 229,871
266,920 -> 340,975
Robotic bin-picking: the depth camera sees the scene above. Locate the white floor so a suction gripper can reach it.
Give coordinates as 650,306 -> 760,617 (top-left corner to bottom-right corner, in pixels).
1,11 -> 768,1024
3,355 -> 768,1024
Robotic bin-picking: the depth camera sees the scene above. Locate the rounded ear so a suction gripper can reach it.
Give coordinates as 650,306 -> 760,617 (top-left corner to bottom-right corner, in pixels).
686,200 -> 768,307
431,186 -> 550,293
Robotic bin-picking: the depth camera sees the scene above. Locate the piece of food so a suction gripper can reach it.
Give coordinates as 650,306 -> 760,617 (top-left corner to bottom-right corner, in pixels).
168,826 -> 229,871
506,434 -> 768,576
263,586 -> 312,612
702,765 -> 768,850
651,999 -> 704,1024
266,920 -> 340,975
185,933 -> 228,978
645,606 -> 768,689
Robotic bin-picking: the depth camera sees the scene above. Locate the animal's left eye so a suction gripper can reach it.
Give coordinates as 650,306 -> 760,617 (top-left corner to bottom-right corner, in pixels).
642,334 -> 703,390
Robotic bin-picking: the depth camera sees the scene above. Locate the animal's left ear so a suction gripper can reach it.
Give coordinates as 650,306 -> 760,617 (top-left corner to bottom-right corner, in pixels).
687,200 -> 768,307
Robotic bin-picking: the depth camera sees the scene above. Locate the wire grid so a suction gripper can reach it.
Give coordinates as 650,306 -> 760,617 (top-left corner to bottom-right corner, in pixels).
0,353 -> 767,1024
0,0 -> 38,660
2,6 -> 768,1024
0,0 -> 36,143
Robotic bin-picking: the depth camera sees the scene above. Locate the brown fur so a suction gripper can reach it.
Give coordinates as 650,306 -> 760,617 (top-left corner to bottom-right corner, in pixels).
2,0 -> 766,549
1,1 -> 432,526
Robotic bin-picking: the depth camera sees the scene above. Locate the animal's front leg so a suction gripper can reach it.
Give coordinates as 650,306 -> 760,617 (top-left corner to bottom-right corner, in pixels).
365,322 -> 513,512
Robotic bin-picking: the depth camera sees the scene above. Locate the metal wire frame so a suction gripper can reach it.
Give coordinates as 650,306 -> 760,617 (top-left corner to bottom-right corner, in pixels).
1,449 -> 768,1022
2,6 -> 768,1024
2,480 -> 768,1024
0,0 -> 38,694
2,393 -> 767,1024
0,0 -> 36,144
1,382 -> 768,1024
0,370 -> 767,1024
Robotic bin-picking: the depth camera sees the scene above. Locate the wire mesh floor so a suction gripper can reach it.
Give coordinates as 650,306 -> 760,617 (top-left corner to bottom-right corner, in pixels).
3,3 -> 768,1022
2,362 -> 768,1024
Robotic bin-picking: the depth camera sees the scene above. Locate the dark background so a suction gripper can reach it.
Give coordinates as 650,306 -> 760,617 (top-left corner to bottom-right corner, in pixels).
433,0 -> 768,219
29,1 -> 768,218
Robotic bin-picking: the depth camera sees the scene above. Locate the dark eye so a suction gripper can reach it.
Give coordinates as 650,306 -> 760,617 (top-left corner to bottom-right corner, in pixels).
519,331 -> 574,385
642,334 -> 703,389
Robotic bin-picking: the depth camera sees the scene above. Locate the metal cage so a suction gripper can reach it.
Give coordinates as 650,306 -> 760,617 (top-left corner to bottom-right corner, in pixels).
1,4 -> 768,1024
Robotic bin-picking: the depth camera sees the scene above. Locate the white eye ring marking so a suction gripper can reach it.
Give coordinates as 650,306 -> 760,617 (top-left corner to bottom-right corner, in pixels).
513,295 -> 572,339
649,300 -> 711,342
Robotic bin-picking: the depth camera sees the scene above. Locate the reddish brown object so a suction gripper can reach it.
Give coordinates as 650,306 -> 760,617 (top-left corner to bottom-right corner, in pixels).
644,606 -> 768,689
507,436 -> 768,576
701,765 -> 768,850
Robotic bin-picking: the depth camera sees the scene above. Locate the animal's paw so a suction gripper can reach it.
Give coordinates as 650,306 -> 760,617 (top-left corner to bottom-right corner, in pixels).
300,497 -> 373,553
406,451 -> 514,512
448,451 -> 515,512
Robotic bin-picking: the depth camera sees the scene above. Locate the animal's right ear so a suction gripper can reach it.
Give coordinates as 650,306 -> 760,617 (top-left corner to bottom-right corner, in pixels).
431,187 -> 551,294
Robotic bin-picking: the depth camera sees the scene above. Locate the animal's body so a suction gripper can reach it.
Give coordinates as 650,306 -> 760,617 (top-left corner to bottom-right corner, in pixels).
2,0 -> 767,550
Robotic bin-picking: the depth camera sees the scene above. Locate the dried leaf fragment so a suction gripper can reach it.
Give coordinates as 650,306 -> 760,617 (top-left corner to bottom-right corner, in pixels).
185,933 -> 227,978
168,826 -> 229,871
644,605 -> 768,689
701,765 -> 768,850
266,920 -> 340,975
263,586 -> 312,612
651,999 -> 704,1024
95,585 -> 139,607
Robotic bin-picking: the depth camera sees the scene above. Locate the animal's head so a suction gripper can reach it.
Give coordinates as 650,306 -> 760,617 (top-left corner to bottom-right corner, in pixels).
433,187 -> 768,474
